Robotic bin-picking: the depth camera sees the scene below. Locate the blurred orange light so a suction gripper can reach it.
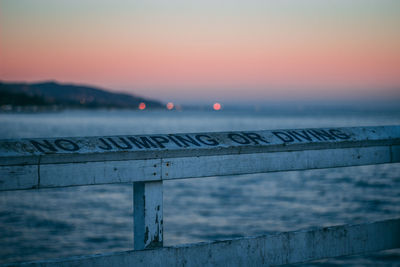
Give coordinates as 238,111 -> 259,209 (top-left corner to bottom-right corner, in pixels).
138,102 -> 146,110
166,102 -> 174,110
213,102 -> 221,111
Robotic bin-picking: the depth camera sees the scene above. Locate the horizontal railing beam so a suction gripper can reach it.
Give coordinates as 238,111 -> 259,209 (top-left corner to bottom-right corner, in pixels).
5,218 -> 399,267
1,126 -> 399,166
0,126 -> 399,191
1,146 -> 398,191
162,146 -> 396,180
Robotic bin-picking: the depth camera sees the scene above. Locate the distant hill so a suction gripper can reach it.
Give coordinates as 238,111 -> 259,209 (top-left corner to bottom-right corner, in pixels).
0,81 -> 163,109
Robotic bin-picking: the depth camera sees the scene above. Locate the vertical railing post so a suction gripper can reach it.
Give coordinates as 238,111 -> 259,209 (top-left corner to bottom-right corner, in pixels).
133,181 -> 163,250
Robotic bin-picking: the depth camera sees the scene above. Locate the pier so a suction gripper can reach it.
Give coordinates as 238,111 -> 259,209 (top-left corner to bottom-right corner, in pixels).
1,125 -> 399,266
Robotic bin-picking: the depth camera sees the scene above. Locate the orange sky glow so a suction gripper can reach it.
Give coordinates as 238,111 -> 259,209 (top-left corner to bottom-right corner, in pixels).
1,1 -> 399,104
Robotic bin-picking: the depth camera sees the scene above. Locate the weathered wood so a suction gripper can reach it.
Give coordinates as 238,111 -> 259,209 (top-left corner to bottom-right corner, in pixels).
392,145 -> 400,162
162,146 -> 392,180
0,165 -> 38,190
1,126 -> 399,266
134,181 -> 163,250
0,160 -> 161,190
7,218 -> 399,267
1,145 -> 396,191
40,160 -> 161,188
0,126 -> 399,166
1,126 -> 399,191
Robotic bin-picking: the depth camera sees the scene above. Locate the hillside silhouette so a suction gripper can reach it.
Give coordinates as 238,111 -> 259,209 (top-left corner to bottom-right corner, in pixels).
0,81 -> 163,109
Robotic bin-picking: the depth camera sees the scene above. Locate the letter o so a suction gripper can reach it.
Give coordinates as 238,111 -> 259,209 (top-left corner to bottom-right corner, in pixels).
54,139 -> 80,151
228,133 -> 250,144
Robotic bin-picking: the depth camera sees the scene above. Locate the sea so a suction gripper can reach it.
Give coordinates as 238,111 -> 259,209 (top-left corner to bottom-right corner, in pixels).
0,108 -> 399,266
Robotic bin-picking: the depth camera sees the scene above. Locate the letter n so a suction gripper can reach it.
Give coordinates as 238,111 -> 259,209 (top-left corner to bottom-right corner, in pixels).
30,140 -> 57,153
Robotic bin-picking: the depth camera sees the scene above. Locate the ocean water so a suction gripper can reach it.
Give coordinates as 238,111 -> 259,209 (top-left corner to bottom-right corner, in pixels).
0,109 -> 400,265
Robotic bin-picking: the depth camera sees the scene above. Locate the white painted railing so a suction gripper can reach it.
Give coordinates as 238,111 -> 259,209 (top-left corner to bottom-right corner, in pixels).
1,125 -> 399,266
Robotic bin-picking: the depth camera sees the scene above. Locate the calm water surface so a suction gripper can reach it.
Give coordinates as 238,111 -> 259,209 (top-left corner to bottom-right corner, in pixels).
0,109 -> 399,265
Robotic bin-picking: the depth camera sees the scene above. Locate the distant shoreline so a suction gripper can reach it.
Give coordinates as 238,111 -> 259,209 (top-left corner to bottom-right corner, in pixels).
0,80 -> 164,110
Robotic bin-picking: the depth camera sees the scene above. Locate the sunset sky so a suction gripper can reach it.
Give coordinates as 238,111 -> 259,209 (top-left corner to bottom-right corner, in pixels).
1,0 -> 399,104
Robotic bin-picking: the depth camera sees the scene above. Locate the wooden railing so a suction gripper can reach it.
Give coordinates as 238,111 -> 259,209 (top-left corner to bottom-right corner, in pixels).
1,125 -> 399,266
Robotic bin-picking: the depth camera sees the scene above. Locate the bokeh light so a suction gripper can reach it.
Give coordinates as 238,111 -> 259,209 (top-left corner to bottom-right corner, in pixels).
166,102 -> 174,110
213,102 -> 221,111
138,102 -> 146,110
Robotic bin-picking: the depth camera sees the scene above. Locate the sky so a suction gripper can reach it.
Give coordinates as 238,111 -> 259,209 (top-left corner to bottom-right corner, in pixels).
0,0 -> 399,104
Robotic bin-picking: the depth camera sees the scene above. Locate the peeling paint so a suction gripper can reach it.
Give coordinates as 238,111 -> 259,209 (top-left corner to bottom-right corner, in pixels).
144,227 -> 149,244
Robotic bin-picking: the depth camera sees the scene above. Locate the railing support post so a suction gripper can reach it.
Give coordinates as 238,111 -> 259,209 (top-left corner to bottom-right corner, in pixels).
133,181 -> 163,250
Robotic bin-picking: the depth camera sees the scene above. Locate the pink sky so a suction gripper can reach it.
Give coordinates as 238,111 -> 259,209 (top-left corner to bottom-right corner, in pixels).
1,1 -> 399,104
